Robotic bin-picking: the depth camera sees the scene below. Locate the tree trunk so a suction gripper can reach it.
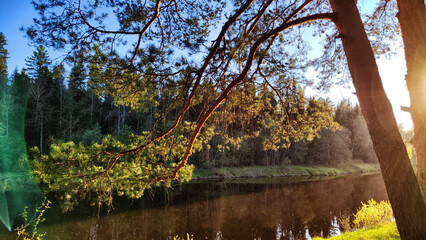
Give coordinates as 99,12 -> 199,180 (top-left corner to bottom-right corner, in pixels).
59,79 -> 62,131
40,109 -> 43,154
5,105 -> 8,137
328,0 -> 426,239
396,0 -> 426,197
90,92 -> 94,126
117,104 -> 121,133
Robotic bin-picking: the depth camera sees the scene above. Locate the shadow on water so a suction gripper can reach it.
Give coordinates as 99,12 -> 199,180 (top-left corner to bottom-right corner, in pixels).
0,173 -> 388,240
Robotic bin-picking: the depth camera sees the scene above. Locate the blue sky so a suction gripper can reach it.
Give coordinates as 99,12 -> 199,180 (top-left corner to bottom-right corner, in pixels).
0,0 -> 413,129
0,0 -> 39,72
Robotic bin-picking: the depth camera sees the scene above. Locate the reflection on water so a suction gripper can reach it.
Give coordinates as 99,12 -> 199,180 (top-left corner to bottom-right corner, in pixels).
0,174 -> 388,240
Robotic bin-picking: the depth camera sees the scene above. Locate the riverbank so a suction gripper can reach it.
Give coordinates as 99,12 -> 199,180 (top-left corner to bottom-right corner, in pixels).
312,221 -> 399,240
192,162 -> 380,180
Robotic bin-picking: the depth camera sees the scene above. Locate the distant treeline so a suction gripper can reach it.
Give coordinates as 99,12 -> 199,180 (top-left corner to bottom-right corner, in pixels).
193,100 -> 379,168
0,44 -> 389,170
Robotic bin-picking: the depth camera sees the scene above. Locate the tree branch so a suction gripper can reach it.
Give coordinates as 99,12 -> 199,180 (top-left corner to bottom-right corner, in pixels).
172,10 -> 335,178
117,0 -> 257,156
131,0 -> 162,64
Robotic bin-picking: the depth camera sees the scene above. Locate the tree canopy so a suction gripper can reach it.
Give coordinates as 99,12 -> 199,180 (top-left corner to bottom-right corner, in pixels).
25,0 -> 346,201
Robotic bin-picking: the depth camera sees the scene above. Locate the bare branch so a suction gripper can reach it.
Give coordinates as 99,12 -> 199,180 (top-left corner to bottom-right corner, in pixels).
131,0 -> 162,63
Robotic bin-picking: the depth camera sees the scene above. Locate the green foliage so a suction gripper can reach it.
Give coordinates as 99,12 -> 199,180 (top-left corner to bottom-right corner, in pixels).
306,128 -> 352,165
335,101 -> 377,163
213,82 -> 339,152
30,130 -> 198,211
15,199 -> 51,240
312,221 -> 400,240
191,164 -> 361,179
200,81 -> 340,167
71,123 -> 103,146
0,32 -> 7,74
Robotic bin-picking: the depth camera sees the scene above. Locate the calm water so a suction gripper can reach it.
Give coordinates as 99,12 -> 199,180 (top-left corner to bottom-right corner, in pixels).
0,174 -> 388,240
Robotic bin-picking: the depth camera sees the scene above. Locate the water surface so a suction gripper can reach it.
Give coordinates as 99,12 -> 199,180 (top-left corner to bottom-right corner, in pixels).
1,173 -> 388,240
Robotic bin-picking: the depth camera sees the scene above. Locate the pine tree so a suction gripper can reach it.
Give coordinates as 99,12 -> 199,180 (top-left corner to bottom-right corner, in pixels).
62,52 -> 94,141
0,33 -> 10,172
25,46 -> 52,153
0,33 -> 7,74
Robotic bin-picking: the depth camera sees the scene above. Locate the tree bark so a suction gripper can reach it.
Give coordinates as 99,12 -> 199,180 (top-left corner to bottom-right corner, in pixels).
328,0 -> 426,239
396,0 -> 426,197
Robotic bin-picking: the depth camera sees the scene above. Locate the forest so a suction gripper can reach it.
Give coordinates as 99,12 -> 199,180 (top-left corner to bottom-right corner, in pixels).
0,42 -> 387,169
0,0 -> 425,239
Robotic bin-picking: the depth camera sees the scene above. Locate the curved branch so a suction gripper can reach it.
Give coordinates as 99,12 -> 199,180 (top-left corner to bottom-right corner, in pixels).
131,0 -> 162,63
92,5 -> 335,182
118,0 -> 257,155
172,11 -> 336,178
77,0 -> 162,64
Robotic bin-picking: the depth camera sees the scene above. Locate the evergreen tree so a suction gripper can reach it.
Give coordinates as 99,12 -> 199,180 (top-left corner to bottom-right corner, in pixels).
25,46 -> 53,153
0,33 -> 10,172
62,53 -> 94,141
307,128 -> 352,165
335,101 -> 377,163
51,65 -> 66,138
9,70 -> 32,172
0,33 -> 7,74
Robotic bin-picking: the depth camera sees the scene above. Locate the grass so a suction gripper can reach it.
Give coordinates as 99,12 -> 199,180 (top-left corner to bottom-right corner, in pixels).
312,221 -> 400,240
191,162 -> 380,180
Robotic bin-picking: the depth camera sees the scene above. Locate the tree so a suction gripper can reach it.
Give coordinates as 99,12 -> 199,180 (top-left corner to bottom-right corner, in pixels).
328,0 -> 425,237
335,101 -> 377,163
25,46 -> 53,153
307,128 -> 352,165
62,55 -> 90,140
0,32 -> 10,172
0,33 -> 7,74
25,0 -> 425,238
0,37 -> 32,173
9,70 -> 32,172
395,0 -> 426,196
52,65 -> 66,138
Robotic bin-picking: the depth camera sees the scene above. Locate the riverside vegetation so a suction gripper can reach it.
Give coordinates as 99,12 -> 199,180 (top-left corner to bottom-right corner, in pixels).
313,199 -> 399,240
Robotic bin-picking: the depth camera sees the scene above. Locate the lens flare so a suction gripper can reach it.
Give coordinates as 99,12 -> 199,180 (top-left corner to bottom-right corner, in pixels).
0,190 -> 11,231
0,83 -> 45,231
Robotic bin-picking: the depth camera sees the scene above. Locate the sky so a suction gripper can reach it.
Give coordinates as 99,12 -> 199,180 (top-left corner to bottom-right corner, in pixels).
0,0 -> 49,71
0,0 -> 413,130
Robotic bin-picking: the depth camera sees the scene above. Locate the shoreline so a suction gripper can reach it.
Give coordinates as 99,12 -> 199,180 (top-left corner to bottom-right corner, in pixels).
191,162 -> 381,180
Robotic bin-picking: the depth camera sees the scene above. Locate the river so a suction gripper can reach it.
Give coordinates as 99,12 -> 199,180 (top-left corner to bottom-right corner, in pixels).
0,173 -> 388,240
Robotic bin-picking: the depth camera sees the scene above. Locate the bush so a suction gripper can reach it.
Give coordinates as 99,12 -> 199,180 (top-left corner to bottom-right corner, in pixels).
338,199 -> 394,233
353,199 -> 393,229
314,200 -> 397,239
338,213 -> 352,232
15,198 -> 51,240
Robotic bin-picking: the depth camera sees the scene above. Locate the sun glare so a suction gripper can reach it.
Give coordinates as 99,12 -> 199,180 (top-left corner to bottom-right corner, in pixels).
377,50 -> 413,130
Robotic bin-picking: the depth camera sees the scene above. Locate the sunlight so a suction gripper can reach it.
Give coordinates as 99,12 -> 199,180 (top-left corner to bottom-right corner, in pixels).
376,50 -> 413,130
